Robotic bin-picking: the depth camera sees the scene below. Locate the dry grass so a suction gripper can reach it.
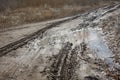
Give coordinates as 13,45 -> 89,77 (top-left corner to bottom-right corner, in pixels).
0,1 -> 110,29
0,6 -> 88,29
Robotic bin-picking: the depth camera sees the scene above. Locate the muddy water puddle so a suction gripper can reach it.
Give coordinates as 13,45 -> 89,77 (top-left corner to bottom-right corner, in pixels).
81,27 -> 120,70
87,28 -> 112,59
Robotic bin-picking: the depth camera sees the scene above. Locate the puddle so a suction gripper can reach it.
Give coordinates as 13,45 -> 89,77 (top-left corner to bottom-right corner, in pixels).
85,28 -> 120,69
87,29 -> 112,59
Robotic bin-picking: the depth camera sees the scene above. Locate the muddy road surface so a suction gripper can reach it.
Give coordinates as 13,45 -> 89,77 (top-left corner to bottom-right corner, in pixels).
0,3 -> 120,80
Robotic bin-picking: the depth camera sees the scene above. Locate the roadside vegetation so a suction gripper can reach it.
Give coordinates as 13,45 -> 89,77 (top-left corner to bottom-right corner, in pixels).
0,0 -> 118,29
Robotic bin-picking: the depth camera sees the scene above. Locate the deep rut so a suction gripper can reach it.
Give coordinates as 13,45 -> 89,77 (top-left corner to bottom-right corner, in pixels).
47,42 -> 87,80
48,42 -> 73,80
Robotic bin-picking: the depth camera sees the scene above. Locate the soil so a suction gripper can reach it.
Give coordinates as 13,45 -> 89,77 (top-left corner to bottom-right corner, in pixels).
0,3 -> 120,80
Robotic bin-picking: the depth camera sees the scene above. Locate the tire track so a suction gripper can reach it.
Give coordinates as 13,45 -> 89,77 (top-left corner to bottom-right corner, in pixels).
0,15 -> 80,57
47,42 -> 87,80
48,42 -> 73,80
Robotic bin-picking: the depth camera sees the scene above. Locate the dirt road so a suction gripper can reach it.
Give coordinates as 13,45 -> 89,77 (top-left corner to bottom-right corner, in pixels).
0,3 -> 120,80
